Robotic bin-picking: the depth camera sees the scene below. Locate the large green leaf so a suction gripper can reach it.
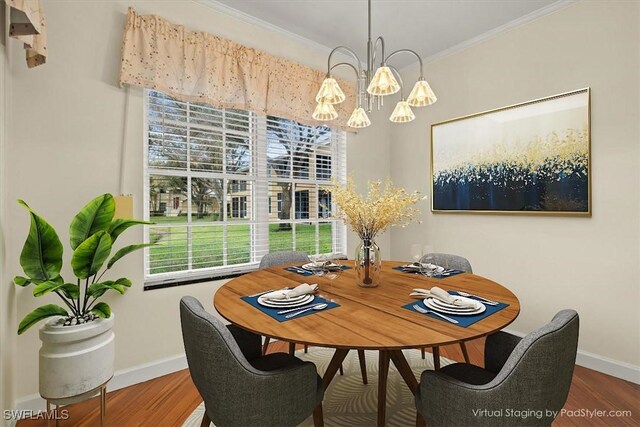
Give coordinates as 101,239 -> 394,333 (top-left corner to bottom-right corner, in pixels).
71,231 -> 112,279
13,276 -> 32,287
33,280 -> 68,297
91,302 -> 111,318
114,277 -> 132,287
17,200 -> 63,282
107,243 -> 154,269
60,283 -> 80,299
18,304 -> 68,335
108,219 -> 153,244
69,194 -> 115,250
88,281 -> 126,298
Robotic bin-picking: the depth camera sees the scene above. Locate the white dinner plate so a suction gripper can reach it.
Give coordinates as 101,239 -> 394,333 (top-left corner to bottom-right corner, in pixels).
429,296 -> 482,311
301,262 -> 341,271
402,264 -> 445,274
260,293 -> 309,303
424,298 -> 486,316
258,294 -> 314,308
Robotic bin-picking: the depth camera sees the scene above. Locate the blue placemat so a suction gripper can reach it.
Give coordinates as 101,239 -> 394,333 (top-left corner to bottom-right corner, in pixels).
393,265 -> 465,279
241,294 -> 339,322
403,291 -> 509,328
285,265 -> 351,277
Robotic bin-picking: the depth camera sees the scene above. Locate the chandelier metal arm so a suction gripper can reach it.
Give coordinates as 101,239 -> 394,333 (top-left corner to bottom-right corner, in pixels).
327,46 -> 363,77
330,62 -> 364,107
372,36 -> 386,66
385,48 -> 425,79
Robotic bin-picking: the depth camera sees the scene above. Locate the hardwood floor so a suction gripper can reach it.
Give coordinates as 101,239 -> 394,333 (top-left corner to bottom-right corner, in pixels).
17,339 -> 639,426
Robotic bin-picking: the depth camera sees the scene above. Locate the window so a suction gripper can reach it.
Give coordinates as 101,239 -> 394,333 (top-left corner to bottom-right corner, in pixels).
277,193 -> 283,216
318,189 -> 331,218
144,90 -> 346,286
316,155 -> 331,180
295,190 -> 309,219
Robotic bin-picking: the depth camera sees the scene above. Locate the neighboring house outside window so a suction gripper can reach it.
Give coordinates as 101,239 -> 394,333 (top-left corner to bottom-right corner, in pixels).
144,90 -> 346,287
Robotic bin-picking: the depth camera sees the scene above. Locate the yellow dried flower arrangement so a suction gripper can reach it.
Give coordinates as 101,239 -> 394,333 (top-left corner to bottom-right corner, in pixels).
331,176 -> 423,240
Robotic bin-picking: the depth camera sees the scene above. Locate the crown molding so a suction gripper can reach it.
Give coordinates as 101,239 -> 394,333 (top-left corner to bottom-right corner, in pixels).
402,0 -> 579,72
195,0 -> 578,75
193,0 -> 334,55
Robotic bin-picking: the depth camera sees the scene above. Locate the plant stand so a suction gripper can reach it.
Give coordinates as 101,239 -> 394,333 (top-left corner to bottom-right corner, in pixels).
44,377 -> 111,427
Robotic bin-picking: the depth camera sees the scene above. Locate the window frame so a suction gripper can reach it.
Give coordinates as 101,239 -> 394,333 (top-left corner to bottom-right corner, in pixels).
143,90 -> 347,288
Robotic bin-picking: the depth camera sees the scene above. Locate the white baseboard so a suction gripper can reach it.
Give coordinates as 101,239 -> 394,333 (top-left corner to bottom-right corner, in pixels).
575,350 -> 640,384
13,353 -> 188,414
503,328 -> 640,385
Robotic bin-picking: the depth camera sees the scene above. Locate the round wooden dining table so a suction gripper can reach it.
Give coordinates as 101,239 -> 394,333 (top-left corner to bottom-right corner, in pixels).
214,260 -> 520,426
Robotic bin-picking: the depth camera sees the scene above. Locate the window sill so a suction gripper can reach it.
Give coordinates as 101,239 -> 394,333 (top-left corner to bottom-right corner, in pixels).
143,271 -> 251,291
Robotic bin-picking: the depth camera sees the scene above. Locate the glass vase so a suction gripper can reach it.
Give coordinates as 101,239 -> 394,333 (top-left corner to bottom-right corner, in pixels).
355,238 -> 381,288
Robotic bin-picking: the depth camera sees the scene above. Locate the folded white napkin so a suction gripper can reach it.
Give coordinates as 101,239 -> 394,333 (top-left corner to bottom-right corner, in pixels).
262,283 -> 318,300
430,286 -> 476,308
403,262 -> 444,273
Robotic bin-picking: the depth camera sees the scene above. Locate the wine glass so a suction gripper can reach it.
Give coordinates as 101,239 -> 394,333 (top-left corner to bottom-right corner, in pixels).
310,254 -> 326,278
322,256 -> 342,302
420,253 -> 436,277
410,243 -> 422,265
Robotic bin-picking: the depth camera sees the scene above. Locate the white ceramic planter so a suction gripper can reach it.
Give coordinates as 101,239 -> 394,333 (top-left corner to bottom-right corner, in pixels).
39,314 -> 115,403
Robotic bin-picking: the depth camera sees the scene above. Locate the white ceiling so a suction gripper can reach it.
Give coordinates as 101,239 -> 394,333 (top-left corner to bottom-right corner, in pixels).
213,0 -> 560,68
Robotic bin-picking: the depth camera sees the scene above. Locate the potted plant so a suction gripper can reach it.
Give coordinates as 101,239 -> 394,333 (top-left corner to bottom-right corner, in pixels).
13,193 -> 152,402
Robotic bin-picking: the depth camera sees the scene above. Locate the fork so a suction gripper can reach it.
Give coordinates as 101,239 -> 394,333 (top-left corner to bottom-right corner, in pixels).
455,291 -> 499,305
412,304 -> 459,324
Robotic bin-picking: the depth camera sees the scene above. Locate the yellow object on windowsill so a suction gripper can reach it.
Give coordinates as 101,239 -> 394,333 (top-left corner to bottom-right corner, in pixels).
114,195 -> 133,218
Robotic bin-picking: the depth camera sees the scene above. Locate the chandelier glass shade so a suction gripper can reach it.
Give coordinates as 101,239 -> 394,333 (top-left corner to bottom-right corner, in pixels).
315,77 -> 346,104
347,107 -> 372,128
312,0 -> 436,129
312,100 -> 338,121
407,79 -> 437,107
389,100 -> 415,123
366,66 -> 400,96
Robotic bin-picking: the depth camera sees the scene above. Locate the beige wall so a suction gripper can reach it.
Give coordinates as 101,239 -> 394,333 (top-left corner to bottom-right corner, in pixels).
392,0 -> 640,366
5,0 -> 391,401
1,3 -> 17,421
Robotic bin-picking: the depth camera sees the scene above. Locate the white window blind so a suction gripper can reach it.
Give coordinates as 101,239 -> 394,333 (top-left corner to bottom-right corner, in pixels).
144,90 -> 347,287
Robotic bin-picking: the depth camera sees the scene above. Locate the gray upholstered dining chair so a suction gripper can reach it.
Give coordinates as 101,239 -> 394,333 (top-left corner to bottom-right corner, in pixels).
415,310 -> 579,427
180,296 -> 324,427
419,252 -> 474,368
259,251 -> 368,384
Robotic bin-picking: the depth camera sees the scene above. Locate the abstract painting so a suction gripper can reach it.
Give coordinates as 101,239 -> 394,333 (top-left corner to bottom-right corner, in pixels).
431,88 -> 590,215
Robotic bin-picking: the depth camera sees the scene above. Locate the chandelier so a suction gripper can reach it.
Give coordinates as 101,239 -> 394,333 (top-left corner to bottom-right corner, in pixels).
313,0 -> 437,128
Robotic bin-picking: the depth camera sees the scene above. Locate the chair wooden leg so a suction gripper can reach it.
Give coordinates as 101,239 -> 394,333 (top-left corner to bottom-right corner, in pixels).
433,346 -> 441,370
459,342 -> 470,363
415,411 -> 426,427
288,342 -> 296,355
313,402 -> 324,427
200,410 -> 211,427
421,348 -> 425,359
262,336 -> 271,355
357,349 -> 368,384
304,344 -> 309,353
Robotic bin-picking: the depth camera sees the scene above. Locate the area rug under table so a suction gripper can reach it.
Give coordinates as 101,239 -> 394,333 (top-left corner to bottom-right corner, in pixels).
182,347 -> 454,427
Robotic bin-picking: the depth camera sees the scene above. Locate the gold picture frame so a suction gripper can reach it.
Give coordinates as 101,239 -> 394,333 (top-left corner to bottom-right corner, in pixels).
430,88 -> 591,216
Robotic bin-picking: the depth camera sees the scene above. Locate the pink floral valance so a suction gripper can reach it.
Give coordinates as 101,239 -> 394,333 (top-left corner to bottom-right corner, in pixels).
7,0 -> 47,68
119,8 -> 356,131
